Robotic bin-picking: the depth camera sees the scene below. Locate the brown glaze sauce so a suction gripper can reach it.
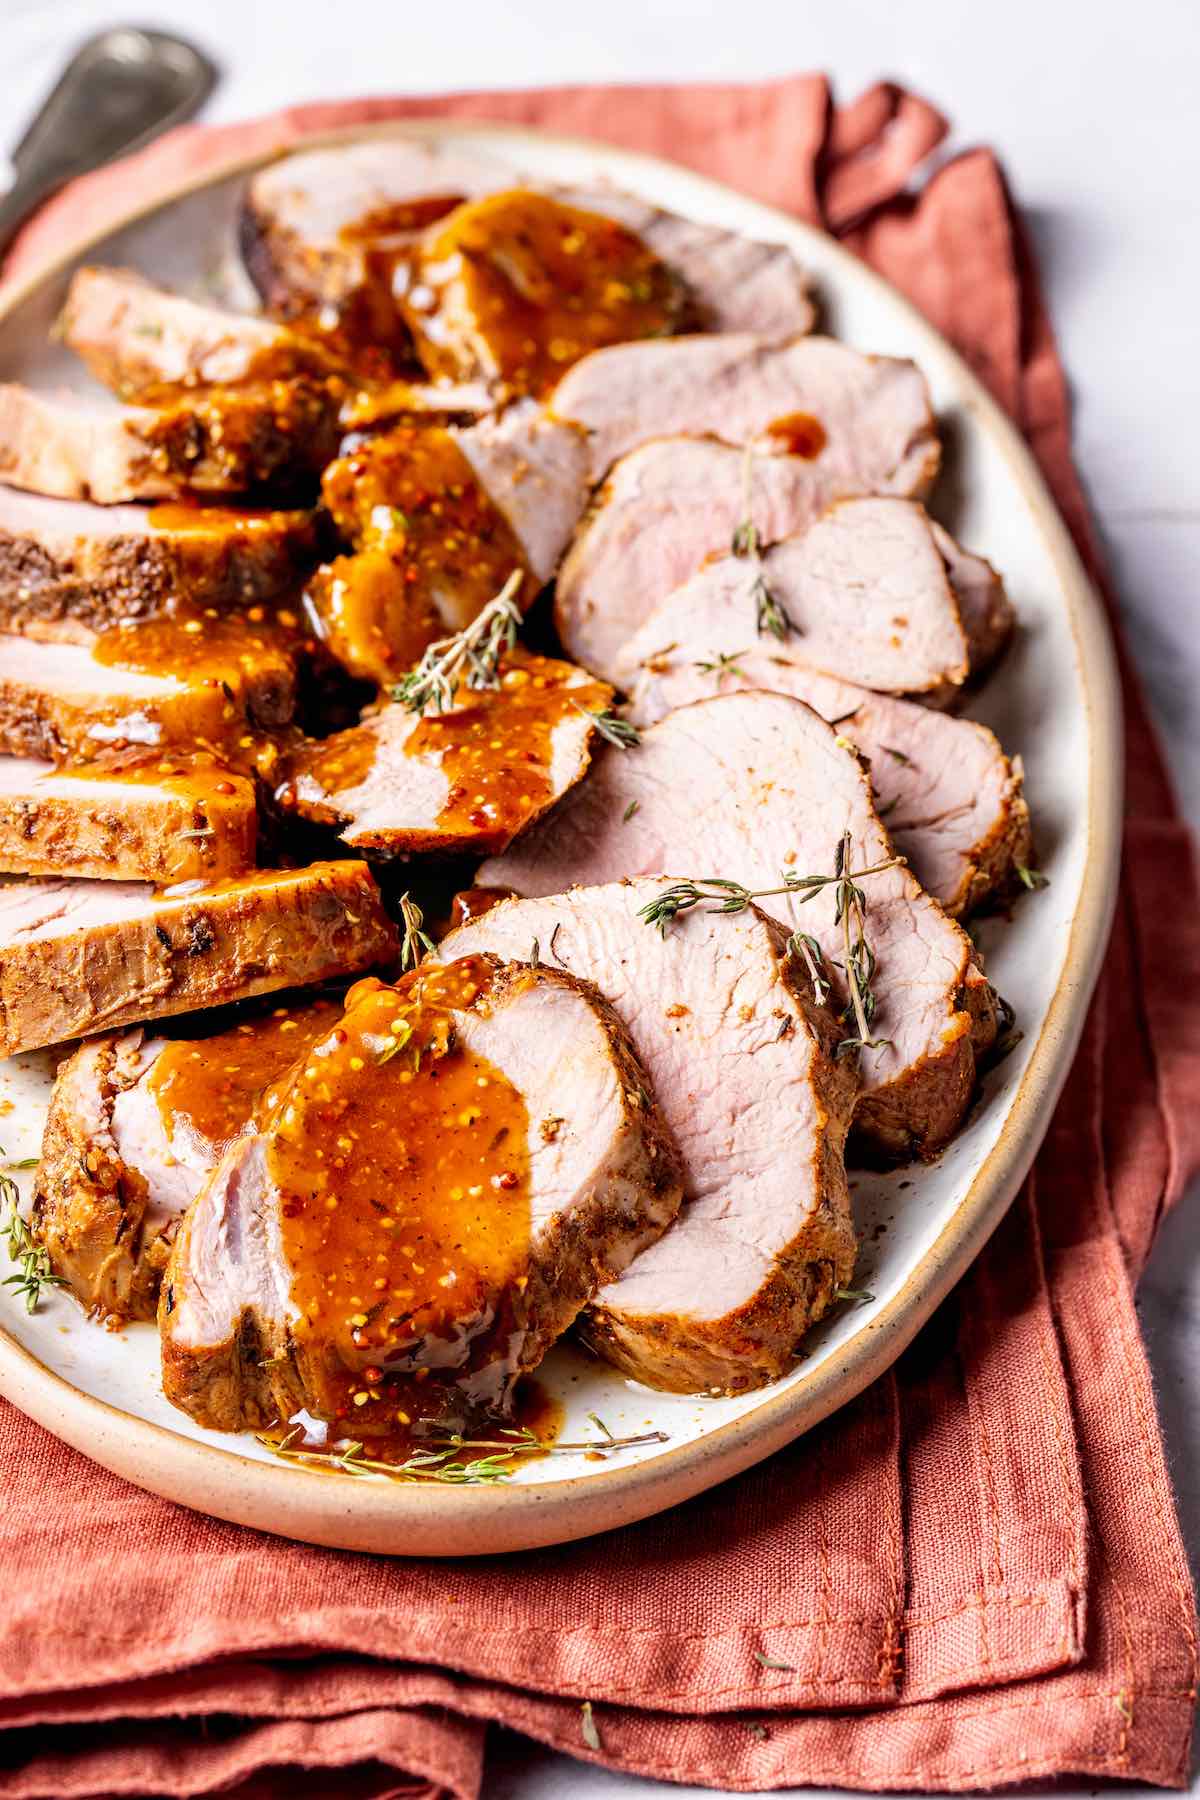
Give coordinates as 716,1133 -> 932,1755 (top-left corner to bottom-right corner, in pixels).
406,650 -> 610,843
447,886 -> 517,932
401,188 -> 686,394
766,410 -> 828,459
146,503 -> 311,537
312,425 -> 531,684
90,606 -> 307,679
147,997 -> 343,1163
265,960 -> 533,1436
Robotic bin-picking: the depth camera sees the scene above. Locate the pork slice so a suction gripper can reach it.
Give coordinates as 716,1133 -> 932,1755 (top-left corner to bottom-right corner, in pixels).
454,402 -> 592,587
547,332 -> 939,489
240,141 -> 509,321
280,649 -> 611,856
0,752 -> 258,882
59,266 -> 337,396
31,994 -> 344,1321
605,494 -> 973,696
0,858 -> 396,1057
931,523 -> 1014,679
556,443 -> 1002,687
441,882 -> 857,1393
160,960 -> 683,1431
627,661 -> 1030,916
0,486 -> 319,630
0,629 -> 296,762
483,692 -> 997,1159
0,382 -> 340,504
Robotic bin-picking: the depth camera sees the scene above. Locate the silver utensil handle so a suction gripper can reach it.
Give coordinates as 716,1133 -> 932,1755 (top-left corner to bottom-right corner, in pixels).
0,27 -> 217,260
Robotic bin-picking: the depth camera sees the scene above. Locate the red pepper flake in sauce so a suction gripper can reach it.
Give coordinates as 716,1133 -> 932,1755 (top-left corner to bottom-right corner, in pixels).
765,411 -> 827,460
265,961 -> 533,1440
146,998 -> 343,1163
311,426 -> 532,685
399,189 -> 689,395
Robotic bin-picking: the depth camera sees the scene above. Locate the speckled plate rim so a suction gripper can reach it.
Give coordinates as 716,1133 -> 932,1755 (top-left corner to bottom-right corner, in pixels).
0,118 -> 1123,1556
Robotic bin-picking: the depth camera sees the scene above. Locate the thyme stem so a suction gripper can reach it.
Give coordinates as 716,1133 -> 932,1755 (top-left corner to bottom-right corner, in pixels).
391,570 -> 523,714
398,892 -> 435,974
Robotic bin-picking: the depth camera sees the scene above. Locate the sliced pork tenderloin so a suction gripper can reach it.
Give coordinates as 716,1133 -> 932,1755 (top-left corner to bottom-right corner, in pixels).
0,486 -> 320,631
546,332 -> 937,490
0,627 -> 297,763
626,661 -> 1030,916
59,266 -> 337,396
0,858 -> 396,1057
0,751 -> 258,882
442,882 -> 857,1394
280,649 -> 612,856
32,994 -> 341,1320
931,524 -> 1013,678
483,692 -> 997,1159
0,382 -> 340,505
160,959 -> 683,1432
557,441 -> 1007,686
242,141 -> 814,364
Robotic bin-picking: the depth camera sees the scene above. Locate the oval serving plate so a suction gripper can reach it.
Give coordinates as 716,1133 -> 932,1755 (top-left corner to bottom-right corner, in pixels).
0,120 -> 1122,1556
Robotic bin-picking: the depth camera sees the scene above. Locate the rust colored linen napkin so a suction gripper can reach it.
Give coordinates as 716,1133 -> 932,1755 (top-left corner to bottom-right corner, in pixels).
1,77 -> 1197,1799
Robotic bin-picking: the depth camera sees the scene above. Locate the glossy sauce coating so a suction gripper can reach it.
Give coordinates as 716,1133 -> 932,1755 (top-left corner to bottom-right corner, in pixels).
147,997 -> 343,1163
146,502 -> 313,537
313,425 -> 530,684
401,189 -> 687,394
90,605 -> 307,678
447,885 -> 517,931
766,410 -> 828,459
267,961 -> 532,1433
405,650 -> 610,842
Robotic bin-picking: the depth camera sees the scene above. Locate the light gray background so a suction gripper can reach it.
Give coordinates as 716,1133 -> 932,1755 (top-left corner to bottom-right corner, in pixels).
2,2 -> 1195,1792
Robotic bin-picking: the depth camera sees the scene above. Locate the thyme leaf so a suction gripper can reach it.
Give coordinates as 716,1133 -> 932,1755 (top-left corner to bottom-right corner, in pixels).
695,648 -> 750,685
257,1419 -> 669,1486
622,799 -> 640,822
1016,862 -> 1049,891
731,444 -> 792,640
882,745 -> 912,766
834,1285 -> 875,1304
391,571 -> 523,714
754,1651 -> 796,1672
398,893 -> 436,974
786,931 -> 831,1009
2,1198 -> 65,1314
580,1701 -> 602,1751
572,703 -> 641,750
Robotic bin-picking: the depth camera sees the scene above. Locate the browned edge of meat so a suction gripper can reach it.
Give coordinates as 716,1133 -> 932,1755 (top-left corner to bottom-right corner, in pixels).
0,490 -> 320,633
159,960 -> 685,1433
32,1031 -> 165,1323
0,861 -> 397,1058
579,933 -> 858,1394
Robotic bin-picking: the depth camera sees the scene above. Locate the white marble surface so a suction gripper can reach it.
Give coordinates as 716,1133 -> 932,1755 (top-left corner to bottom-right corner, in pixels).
0,0 -> 1196,1792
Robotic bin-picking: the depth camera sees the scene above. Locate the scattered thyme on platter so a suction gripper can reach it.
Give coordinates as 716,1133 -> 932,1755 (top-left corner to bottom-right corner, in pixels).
258,1418 -> 669,1486
1,1166 -> 64,1315
580,1701 -> 603,1751
1016,862 -> 1049,891
391,570 -> 523,714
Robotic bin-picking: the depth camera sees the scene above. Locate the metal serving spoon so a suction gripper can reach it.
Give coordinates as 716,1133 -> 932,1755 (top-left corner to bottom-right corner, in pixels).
0,27 -> 218,258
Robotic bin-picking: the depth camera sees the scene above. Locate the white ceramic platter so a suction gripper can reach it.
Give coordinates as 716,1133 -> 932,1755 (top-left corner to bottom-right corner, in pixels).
0,122 -> 1122,1555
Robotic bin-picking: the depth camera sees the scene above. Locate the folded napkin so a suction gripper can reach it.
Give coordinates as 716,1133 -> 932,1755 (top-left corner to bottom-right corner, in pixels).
1,76 -> 1197,1799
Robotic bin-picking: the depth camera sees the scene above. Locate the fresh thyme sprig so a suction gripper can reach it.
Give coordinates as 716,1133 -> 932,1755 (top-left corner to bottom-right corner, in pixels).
731,444 -> 792,640
2,1175 -> 65,1315
571,703 -> 641,750
259,1419 -> 669,1486
695,649 -> 750,685
638,838 -> 900,1057
391,570 -> 523,714
398,892 -> 435,973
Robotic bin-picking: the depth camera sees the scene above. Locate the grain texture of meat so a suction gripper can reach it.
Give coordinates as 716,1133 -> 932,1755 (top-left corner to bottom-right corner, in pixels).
483,692 -> 997,1159
0,486 -> 319,630
0,382 -> 340,504
442,882 -> 857,1393
0,859 -> 396,1057
0,752 -> 258,883
558,443 -> 1007,686
160,962 -> 683,1431
0,629 -> 296,764
627,661 -> 1029,915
